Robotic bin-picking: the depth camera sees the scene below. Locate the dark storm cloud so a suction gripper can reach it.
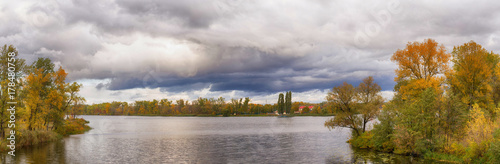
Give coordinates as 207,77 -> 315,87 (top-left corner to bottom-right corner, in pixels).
2,0 -> 500,97
116,0 -> 219,28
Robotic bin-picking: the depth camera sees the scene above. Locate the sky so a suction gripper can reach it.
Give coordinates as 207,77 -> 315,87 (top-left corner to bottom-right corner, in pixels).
1,0 -> 500,104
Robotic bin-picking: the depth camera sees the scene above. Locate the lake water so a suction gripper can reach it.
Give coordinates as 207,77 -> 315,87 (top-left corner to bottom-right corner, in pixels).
1,116 -> 440,163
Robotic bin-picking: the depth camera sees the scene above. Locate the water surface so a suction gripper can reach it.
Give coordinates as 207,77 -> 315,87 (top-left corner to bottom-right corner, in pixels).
2,116 -> 439,163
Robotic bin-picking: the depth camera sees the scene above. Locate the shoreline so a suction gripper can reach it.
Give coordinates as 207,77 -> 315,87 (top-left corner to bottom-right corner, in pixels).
78,113 -> 336,117
0,118 -> 91,154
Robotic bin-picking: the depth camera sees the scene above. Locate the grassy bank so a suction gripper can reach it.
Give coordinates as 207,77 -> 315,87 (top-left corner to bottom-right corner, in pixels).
0,118 -> 91,153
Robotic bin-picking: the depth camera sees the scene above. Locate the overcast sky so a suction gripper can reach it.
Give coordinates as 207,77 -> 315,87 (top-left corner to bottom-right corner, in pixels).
1,0 -> 499,104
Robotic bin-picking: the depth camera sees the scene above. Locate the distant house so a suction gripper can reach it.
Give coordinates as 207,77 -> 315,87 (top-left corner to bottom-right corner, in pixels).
298,106 -> 314,113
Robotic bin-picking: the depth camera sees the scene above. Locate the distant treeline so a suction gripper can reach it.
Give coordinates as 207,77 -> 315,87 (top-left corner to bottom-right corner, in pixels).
77,98 -> 330,116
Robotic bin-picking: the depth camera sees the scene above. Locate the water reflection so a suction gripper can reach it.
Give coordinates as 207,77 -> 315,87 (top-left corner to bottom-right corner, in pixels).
1,116 -> 441,163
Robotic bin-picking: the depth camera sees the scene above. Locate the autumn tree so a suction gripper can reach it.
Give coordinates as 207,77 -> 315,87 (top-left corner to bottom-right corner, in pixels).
357,76 -> 384,133
25,59 -> 53,130
46,67 -> 84,130
391,38 -> 450,99
176,99 -> 185,113
302,106 -> 310,114
66,82 -> 85,118
447,41 -> 499,110
45,67 -> 67,130
324,82 -> 361,136
216,97 -> 225,114
325,76 -> 385,137
24,58 -> 85,131
0,45 -> 26,138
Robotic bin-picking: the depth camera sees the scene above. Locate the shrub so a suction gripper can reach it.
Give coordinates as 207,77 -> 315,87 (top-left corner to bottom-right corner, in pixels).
57,118 -> 91,136
349,131 -> 374,149
16,130 -> 60,147
485,128 -> 500,163
371,102 -> 396,152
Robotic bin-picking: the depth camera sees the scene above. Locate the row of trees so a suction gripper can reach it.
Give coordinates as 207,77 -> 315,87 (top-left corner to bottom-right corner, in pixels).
0,45 -> 84,139
79,96 -> 332,116
82,98 -> 274,116
327,39 -> 500,162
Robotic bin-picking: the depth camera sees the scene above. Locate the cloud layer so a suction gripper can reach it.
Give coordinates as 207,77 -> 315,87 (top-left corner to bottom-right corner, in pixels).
1,0 -> 499,103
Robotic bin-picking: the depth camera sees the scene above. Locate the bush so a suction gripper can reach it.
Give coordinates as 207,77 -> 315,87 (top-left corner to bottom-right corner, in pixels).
444,142 -> 466,156
56,118 -> 91,136
371,103 -> 396,152
459,104 -> 495,162
222,109 -> 230,117
485,128 -> 500,163
349,132 -> 374,149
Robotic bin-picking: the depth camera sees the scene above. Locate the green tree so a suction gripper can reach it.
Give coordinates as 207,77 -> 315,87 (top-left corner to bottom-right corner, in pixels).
285,91 -> 292,114
302,106 -> 310,114
277,93 -> 284,115
243,97 -> 250,113
393,88 -> 440,155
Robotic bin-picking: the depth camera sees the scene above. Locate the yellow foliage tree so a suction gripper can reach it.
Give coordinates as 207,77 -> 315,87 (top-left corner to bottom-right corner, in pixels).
447,41 -> 499,110
25,68 -> 51,130
138,106 -> 146,115
391,38 -> 450,99
466,104 -> 494,145
0,45 -> 26,138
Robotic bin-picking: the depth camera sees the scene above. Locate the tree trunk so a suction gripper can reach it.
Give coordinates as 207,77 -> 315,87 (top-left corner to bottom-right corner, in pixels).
0,120 -> 4,138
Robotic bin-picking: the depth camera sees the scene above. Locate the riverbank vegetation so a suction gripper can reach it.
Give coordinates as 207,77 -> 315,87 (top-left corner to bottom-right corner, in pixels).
325,39 -> 500,163
0,45 -> 89,153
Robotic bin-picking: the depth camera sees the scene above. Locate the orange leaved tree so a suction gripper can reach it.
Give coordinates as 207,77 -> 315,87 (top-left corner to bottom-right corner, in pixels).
391,38 -> 450,99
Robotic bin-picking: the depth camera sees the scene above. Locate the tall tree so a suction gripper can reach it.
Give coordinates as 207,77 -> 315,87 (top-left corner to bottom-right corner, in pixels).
24,58 -> 84,130
285,91 -> 292,114
243,97 -> 250,113
277,93 -> 284,114
25,67 -> 51,130
447,41 -> 499,110
324,82 -> 361,136
0,45 -> 26,138
357,76 -> 383,133
391,38 -> 450,99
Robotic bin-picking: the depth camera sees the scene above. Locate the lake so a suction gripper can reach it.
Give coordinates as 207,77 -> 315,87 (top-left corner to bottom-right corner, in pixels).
1,116 -> 440,163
